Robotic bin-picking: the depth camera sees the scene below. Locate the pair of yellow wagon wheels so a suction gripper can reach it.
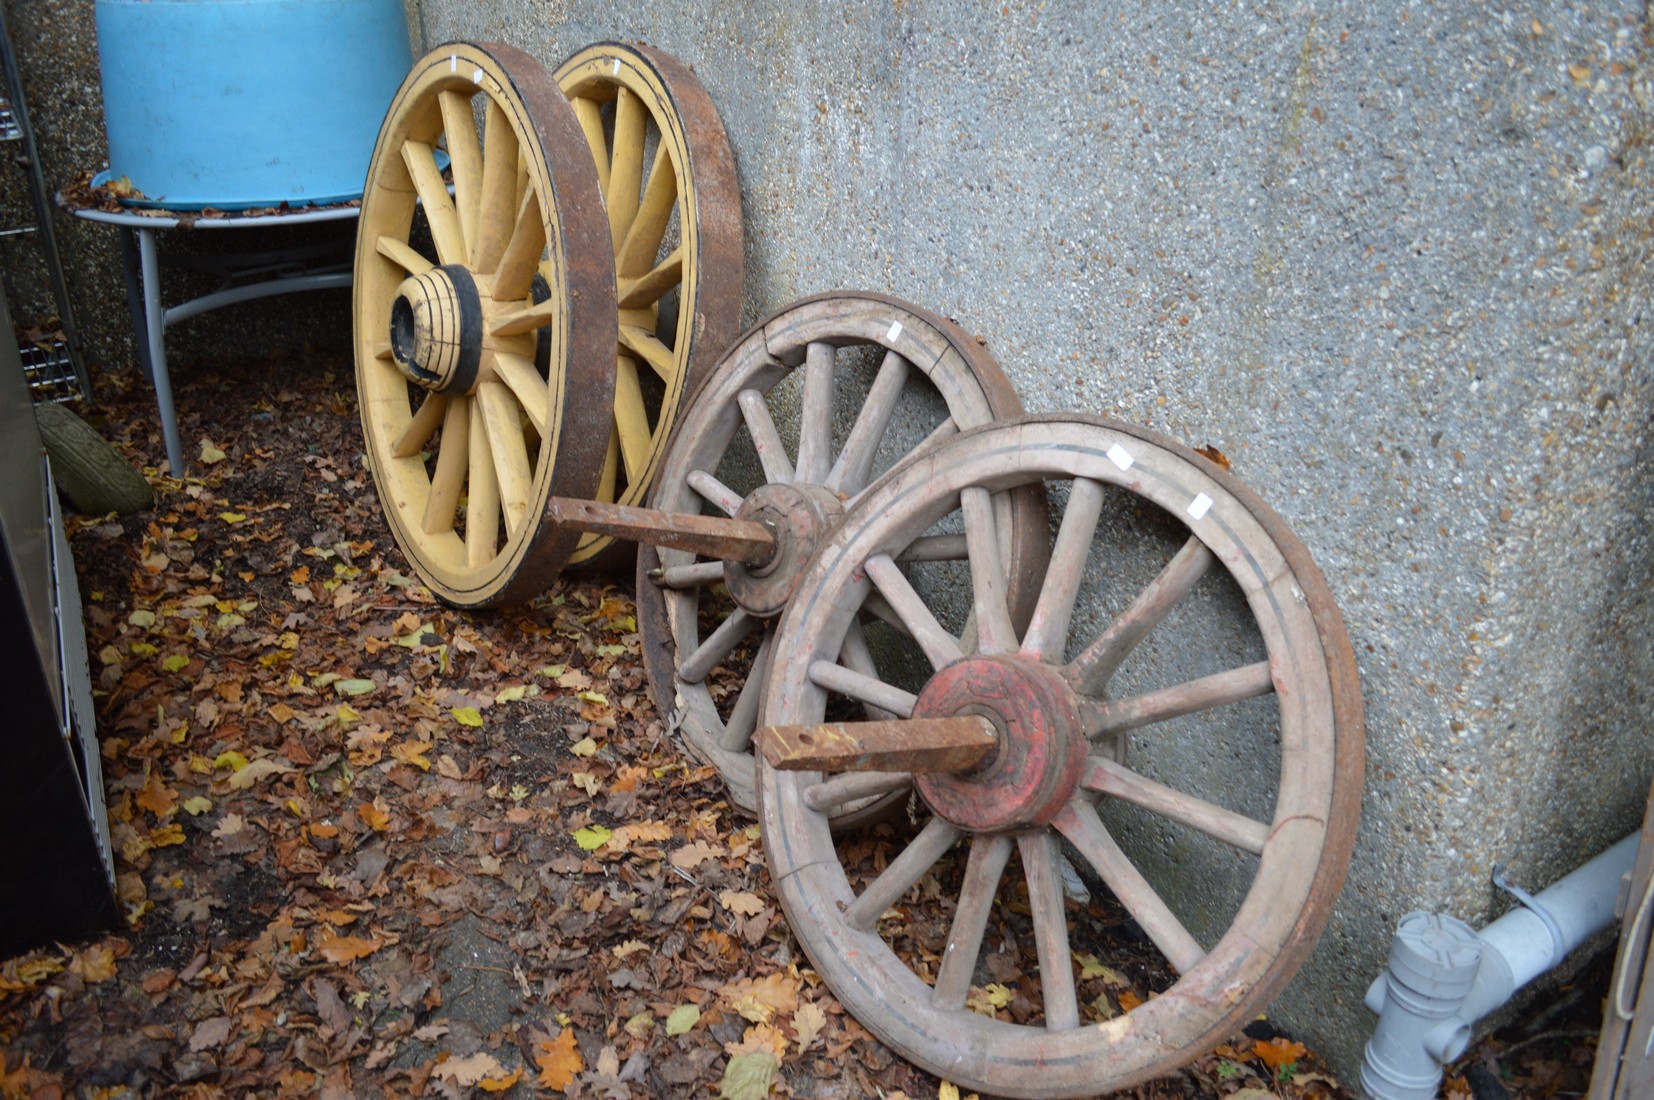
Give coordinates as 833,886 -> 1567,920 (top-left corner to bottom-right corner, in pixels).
355,40 -> 742,606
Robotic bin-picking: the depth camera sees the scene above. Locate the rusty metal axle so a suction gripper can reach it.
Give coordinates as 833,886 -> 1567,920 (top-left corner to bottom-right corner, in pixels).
547,497 -> 777,565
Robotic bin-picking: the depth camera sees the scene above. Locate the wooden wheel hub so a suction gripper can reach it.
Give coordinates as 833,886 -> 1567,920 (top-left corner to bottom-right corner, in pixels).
389,265 -> 485,394
912,656 -> 1086,832
724,483 -> 844,617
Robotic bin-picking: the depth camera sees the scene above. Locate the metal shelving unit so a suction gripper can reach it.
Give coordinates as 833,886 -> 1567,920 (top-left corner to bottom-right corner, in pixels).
0,4 -> 89,404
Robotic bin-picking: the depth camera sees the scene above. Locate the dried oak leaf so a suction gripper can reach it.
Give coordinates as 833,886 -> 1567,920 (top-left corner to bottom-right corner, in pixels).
1253,1036 -> 1308,1073
535,1028 -> 584,1091
435,1050 -> 508,1086
718,890 -> 765,917
315,934 -> 382,964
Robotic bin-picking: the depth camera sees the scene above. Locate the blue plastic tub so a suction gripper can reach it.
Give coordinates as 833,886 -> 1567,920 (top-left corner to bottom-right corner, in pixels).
94,0 -> 413,209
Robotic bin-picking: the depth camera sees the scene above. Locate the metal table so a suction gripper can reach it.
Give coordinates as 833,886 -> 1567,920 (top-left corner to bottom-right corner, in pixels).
70,202 -> 359,476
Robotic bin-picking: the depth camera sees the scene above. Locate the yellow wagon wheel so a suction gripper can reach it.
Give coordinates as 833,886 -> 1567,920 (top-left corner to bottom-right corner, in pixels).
355,42 -> 617,607
554,42 -> 745,567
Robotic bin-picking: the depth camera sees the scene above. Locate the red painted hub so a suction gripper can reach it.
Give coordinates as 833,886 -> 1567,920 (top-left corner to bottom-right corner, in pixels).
912,657 -> 1086,832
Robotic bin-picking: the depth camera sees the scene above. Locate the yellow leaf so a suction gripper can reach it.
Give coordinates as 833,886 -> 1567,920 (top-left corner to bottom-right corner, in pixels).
68,942 -> 119,983
198,439 -> 226,464
726,1022 -> 787,1059
577,690 -> 608,705
181,796 -> 212,816
161,655 -> 189,673
717,1051 -> 779,1100
665,1004 -> 700,1036
477,1066 -> 522,1092
535,1028 -> 583,1091
149,823 -> 186,847
391,740 -> 433,771
494,685 -> 527,703
573,824 -> 611,850
212,751 -> 249,772
451,706 -> 484,727
218,512 -> 246,524
569,737 -> 598,757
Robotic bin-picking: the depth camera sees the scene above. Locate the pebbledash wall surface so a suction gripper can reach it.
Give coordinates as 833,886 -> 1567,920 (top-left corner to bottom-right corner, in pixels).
16,0 -> 1652,1081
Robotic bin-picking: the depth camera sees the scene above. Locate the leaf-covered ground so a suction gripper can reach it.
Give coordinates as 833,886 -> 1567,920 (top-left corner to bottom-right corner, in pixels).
0,352 -> 1582,1098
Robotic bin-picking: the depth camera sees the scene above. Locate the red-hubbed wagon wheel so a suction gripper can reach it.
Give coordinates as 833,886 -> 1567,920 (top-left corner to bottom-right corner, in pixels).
755,414 -> 1364,1098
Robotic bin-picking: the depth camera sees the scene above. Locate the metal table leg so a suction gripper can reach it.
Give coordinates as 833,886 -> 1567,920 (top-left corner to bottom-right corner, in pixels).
114,227 -> 155,383
135,226 -> 184,478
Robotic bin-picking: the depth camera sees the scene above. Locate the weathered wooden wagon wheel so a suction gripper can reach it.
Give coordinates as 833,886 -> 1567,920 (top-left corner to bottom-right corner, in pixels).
754,414 -> 1364,1098
632,292 -> 1049,816
554,43 -> 745,567
354,42 -> 616,607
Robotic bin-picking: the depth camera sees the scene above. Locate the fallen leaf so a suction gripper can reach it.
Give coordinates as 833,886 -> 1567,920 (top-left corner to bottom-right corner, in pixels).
478,1066 -> 523,1092
161,654 -> 190,673
451,706 -> 484,727
573,825 -> 612,851
670,839 -> 721,871
218,511 -> 246,524
199,438 -> 227,464
68,942 -> 119,983
569,737 -> 599,757
181,796 -> 212,816
315,934 -> 381,964
665,1003 -> 701,1037
1227,1090 -> 1281,1100
717,1051 -> 779,1100
436,1051 -> 508,1086
228,758 -> 294,789
1253,1037 -> 1308,1073
719,891 -> 765,917
189,1015 -> 234,1051
212,813 -> 245,838
334,678 -> 376,697
792,1001 -> 826,1051
357,801 -> 391,832
535,1028 -> 583,1091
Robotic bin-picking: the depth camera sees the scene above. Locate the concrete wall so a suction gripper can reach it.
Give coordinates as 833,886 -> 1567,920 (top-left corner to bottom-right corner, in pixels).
416,0 -> 1653,1077
15,0 -> 1651,1081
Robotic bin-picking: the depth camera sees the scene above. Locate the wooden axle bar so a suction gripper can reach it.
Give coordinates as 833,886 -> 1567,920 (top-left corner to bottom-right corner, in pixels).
546,497 -> 777,565
757,716 -> 998,773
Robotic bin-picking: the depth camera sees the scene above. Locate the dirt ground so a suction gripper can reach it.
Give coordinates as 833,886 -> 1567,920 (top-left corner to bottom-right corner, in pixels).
0,351 -> 1614,1098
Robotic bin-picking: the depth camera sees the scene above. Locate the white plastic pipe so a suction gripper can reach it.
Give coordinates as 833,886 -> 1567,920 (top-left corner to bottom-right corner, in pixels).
1360,832 -> 1638,1100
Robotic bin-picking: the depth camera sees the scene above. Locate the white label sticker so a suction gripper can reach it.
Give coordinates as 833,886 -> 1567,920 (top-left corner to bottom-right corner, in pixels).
472,67 -> 485,84
1106,444 -> 1134,471
1187,492 -> 1213,521
612,58 -> 621,75
449,55 -> 458,73
885,321 -> 903,343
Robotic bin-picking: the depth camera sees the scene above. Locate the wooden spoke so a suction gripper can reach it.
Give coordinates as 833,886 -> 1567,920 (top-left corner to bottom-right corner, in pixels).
793,341 -> 836,484
657,560 -> 725,588
1081,661 -> 1276,740
718,634 -> 772,752
864,553 -> 964,670
491,296 -> 560,339
617,142 -> 677,277
438,89 -> 483,249
617,245 -> 683,309
826,349 -> 908,495
1019,832 -> 1081,1030
844,817 -> 962,931
376,234 -> 433,276
931,834 -> 1015,1010
401,139 -> 465,266
596,426 -> 620,504
1065,536 -> 1215,695
962,486 -> 1016,656
803,771 -> 912,815
1082,756 -> 1270,855
471,98 -> 518,271
837,619 -> 896,720
492,351 -> 550,437
678,608 -> 760,683
807,660 -> 917,718
392,394 -> 449,459
492,188 -> 546,301
464,396 -> 501,567
421,397 -> 470,534
606,86 -> 646,252
570,97 -> 611,194
895,534 -> 969,564
686,469 -> 743,516
1020,477 -> 1106,662
613,356 -> 653,485
1053,800 -> 1204,974
738,388 -> 795,485
476,382 -> 535,540
618,324 -> 678,382
859,590 -> 915,639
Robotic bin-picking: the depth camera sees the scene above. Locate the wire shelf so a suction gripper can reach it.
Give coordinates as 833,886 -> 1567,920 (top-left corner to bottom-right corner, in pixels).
20,339 -> 81,403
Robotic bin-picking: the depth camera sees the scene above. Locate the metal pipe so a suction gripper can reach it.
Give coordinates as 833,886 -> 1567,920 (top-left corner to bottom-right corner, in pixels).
1360,832 -> 1638,1100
